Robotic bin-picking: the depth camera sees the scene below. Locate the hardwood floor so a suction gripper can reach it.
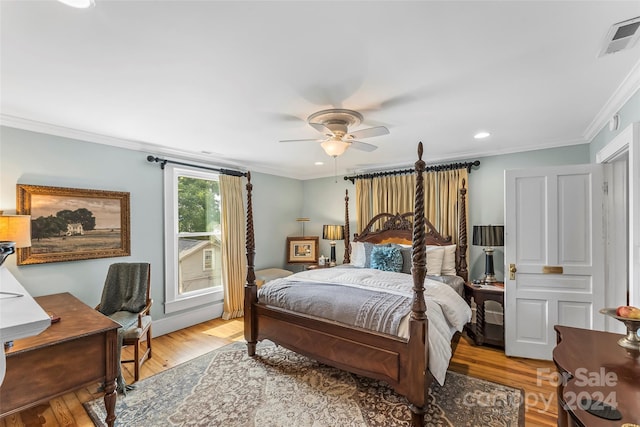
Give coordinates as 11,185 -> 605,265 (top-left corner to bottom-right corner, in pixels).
1,318 -> 557,426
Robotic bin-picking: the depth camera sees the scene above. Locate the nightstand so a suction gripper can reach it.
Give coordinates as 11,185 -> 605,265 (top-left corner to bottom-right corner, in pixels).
463,281 -> 505,348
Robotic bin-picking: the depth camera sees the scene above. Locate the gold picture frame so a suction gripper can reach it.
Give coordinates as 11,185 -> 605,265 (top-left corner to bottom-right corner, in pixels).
16,184 -> 131,265
286,236 -> 319,264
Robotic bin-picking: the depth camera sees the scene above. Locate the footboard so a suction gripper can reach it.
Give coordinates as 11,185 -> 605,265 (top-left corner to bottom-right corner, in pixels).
248,302 -> 431,408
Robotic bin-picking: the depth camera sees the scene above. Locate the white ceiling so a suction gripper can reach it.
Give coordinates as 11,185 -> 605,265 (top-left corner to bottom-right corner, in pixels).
2,1 -> 640,180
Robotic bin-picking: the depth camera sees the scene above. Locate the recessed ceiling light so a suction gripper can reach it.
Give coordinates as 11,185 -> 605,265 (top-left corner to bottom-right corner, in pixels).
474,131 -> 491,139
57,0 -> 95,8
315,161 -> 324,166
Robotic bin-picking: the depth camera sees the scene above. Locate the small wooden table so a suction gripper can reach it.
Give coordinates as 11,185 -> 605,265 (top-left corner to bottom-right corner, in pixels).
0,292 -> 120,427
463,282 -> 504,347
553,325 -> 640,427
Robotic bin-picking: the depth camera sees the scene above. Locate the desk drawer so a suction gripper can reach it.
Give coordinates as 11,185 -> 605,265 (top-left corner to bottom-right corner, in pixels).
1,333 -> 107,415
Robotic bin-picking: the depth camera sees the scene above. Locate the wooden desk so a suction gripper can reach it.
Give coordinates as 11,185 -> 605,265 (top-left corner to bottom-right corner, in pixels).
553,325 -> 640,427
0,292 -> 120,427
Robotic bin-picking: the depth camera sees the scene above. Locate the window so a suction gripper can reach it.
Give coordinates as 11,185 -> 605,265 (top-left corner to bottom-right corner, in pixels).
164,165 -> 224,313
203,248 -> 214,271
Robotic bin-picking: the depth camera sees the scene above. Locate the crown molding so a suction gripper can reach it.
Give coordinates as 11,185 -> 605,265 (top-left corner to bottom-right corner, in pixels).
0,114 -> 297,177
0,114 -> 594,182
584,58 -> 640,142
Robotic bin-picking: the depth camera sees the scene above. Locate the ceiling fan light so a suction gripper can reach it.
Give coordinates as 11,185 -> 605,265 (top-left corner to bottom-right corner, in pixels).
321,139 -> 349,157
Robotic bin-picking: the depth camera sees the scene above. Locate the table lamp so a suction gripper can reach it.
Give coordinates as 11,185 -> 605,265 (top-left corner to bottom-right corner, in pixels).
0,215 -> 32,267
472,225 -> 504,283
322,224 -> 344,267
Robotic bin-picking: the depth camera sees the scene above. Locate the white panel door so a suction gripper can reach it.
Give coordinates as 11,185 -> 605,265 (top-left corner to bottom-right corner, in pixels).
504,164 -> 604,360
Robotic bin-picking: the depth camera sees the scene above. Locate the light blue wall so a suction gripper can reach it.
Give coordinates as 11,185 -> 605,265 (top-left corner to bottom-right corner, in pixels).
299,176 -> 353,272
0,126 -> 301,321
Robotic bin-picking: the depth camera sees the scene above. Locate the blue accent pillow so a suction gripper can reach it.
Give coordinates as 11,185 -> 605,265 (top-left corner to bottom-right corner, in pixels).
370,246 -> 403,272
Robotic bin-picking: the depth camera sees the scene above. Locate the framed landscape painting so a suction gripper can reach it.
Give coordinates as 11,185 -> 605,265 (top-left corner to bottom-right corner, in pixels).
286,236 -> 319,264
16,184 -> 130,265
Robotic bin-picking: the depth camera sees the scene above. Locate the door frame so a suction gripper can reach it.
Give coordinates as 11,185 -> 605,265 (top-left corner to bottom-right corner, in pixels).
596,122 -> 639,306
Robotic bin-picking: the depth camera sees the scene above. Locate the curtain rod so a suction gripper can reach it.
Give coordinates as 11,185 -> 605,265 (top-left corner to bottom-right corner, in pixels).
343,160 -> 480,183
146,155 -> 247,177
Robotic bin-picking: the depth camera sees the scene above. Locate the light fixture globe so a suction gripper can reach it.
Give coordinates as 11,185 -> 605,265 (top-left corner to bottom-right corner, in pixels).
321,138 -> 349,157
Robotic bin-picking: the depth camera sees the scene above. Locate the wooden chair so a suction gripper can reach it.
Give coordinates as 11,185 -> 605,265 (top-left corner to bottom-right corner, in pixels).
96,263 -> 153,383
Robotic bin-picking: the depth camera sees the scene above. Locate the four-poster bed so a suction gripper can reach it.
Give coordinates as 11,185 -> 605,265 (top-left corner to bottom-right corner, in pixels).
243,143 -> 470,426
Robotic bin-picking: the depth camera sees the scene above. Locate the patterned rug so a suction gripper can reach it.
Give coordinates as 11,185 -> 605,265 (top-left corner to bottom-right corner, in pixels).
85,341 -> 524,426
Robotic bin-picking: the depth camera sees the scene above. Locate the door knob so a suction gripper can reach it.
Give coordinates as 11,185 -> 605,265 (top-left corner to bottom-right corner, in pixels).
509,264 -> 517,280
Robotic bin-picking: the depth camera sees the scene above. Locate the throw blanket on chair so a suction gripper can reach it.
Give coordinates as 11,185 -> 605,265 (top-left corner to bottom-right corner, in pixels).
98,263 -> 150,393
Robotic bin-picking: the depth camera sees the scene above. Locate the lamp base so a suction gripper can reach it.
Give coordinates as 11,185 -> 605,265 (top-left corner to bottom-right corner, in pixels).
0,242 -> 16,267
329,242 -> 337,266
483,274 -> 498,284
482,247 -> 497,283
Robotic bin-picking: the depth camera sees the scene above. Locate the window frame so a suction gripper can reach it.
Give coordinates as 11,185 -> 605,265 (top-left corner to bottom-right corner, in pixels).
164,164 -> 223,314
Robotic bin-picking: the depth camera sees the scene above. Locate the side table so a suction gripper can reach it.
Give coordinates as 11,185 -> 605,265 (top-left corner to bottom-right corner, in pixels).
554,325 -> 640,426
463,281 -> 505,347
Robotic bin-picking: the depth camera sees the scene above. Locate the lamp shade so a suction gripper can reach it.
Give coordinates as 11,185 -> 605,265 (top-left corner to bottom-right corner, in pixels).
322,225 -> 344,241
0,215 -> 32,248
472,225 -> 504,247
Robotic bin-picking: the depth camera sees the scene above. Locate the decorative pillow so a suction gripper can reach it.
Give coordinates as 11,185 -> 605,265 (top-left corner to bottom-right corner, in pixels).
370,246 -> 403,272
363,242 -> 380,268
349,242 -> 366,267
440,245 -> 457,275
389,244 -> 412,274
426,246 -> 445,275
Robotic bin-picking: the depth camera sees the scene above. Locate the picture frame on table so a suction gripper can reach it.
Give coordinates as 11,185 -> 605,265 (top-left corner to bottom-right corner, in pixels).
16,184 -> 130,265
286,236 -> 319,264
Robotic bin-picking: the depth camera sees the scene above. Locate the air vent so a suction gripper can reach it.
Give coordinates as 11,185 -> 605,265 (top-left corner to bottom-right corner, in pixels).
599,16 -> 640,57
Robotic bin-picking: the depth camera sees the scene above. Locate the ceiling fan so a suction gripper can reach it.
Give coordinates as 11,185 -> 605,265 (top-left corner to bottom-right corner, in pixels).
279,108 -> 389,157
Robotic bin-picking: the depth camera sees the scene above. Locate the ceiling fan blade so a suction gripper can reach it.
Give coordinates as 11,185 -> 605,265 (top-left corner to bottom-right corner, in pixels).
349,140 -> 378,152
279,138 -> 323,143
347,126 -> 389,139
309,122 -> 335,136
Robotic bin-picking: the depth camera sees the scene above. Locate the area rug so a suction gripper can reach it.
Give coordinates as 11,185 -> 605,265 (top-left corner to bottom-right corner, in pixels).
85,341 -> 524,426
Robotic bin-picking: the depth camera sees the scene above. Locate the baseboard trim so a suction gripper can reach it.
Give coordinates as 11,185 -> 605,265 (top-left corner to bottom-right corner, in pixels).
153,302 -> 223,337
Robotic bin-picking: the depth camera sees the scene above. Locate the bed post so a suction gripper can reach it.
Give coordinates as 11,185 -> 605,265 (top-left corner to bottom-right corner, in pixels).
457,179 -> 468,282
407,142 -> 429,426
343,189 -> 351,264
244,171 -> 258,356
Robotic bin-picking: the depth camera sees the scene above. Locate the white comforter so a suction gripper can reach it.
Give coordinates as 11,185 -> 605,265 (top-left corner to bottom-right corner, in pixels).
273,267 -> 471,385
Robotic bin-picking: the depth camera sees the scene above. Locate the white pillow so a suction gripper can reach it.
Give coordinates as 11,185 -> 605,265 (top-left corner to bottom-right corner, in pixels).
426,246 -> 445,275
440,244 -> 457,275
350,242 -> 366,267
